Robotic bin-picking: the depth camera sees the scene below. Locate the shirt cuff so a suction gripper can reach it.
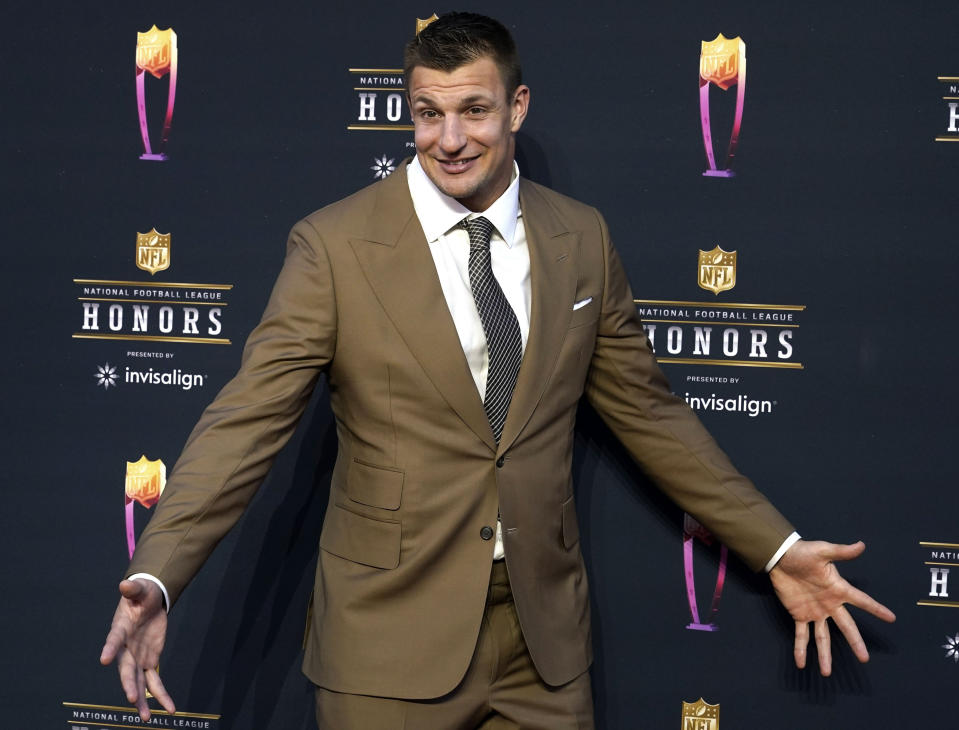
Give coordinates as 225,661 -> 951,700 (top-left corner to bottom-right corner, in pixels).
127,573 -> 171,613
764,531 -> 801,572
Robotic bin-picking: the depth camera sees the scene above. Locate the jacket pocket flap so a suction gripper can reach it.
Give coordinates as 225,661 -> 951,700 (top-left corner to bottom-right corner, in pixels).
562,495 -> 580,549
320,503 -> 401,569
347,458 -> 404,510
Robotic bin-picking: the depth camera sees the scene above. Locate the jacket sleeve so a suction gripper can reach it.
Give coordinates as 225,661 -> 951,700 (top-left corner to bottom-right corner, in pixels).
582,209 -> 794,571
125,219 -> 337,605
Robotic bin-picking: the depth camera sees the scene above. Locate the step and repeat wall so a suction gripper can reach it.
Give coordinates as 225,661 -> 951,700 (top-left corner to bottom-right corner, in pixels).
4,1 -> 957,728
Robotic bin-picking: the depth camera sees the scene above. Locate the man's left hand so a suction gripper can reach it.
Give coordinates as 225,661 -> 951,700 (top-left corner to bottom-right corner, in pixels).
769,539 -> 896,676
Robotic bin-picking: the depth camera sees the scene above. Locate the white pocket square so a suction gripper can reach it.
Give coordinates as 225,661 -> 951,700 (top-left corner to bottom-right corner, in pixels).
572,297 -> 593,311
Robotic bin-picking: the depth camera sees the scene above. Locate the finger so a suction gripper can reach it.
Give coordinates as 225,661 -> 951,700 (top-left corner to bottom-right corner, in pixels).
134,667 -> 151,722
794,620 -> 809,669
145,667 -> 177,715
832,604 -> 869,663
100,627 -> 125,665
841,583 -> 897,623
101,599 -> 134,666
814,618 -> 832,676
118,652 -> 141,706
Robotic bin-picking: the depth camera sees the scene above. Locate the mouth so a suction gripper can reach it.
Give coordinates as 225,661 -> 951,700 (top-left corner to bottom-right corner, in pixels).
436,156 -> 478,174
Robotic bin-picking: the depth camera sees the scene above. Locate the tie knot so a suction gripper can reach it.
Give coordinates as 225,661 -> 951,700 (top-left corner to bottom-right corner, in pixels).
462,216 -> 494,248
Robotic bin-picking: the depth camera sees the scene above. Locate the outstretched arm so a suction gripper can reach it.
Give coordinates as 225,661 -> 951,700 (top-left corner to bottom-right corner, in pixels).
769,539 -> 896,676
100,578 -> 176,721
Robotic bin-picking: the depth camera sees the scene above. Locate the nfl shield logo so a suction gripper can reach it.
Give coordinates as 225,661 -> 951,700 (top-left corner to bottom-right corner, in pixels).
681,698 -> 720,730
698,246 -> 737,295
416,14 -> 439,34
136,228 -> 171,275
125,455 -> 167,509
699,34 -> 743,91
136,25 -> 176,79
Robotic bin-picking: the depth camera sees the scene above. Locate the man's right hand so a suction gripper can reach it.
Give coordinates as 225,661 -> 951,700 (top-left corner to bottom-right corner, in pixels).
100,578 -> 176,721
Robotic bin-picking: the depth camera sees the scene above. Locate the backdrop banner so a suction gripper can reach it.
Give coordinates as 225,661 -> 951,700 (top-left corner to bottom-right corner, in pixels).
4,1 -> 956,728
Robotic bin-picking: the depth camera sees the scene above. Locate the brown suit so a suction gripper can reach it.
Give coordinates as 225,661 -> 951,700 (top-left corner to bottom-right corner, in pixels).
127,161 -> 793,699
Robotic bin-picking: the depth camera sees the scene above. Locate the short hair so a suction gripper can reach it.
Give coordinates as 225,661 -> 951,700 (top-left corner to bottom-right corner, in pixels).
404,12 -> 522,95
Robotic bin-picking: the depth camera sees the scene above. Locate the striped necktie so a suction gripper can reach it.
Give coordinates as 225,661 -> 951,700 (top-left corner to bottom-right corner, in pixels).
462,216 -> 523,443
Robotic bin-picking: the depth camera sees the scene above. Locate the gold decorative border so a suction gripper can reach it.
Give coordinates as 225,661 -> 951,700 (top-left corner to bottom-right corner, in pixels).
642,318 -> 797,328
656,357 -> 802,369
72,334 -> 231,345
67,710 -> 163,730
62,701 -> 220,719
74,279 -> 233,290
347,124 -> 415,131
635,298 -> 805,311
78,298 -> 226,306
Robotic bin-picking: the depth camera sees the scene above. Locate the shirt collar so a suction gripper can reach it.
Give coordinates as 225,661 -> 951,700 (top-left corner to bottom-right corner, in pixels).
407,155 -> 522,247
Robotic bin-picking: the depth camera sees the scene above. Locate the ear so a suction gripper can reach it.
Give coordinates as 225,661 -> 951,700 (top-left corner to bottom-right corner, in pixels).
509,85 -> 530,133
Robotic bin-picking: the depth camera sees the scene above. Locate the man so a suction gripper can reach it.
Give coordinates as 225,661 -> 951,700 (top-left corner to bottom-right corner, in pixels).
101,13 -> 895,729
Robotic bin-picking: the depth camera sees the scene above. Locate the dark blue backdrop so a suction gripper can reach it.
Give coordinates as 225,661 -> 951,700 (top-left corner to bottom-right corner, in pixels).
3,1 -> 956,727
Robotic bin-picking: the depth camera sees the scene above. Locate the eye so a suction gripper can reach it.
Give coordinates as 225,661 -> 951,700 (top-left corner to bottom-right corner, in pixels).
467,106 -> 487,116
417,109 -> 440,120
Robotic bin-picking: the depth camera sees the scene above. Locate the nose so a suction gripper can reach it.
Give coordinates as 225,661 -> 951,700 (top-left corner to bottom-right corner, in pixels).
439,114 -> 466,155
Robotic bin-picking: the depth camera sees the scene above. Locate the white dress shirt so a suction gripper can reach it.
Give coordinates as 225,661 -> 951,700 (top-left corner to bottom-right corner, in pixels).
407,155 -> 529,560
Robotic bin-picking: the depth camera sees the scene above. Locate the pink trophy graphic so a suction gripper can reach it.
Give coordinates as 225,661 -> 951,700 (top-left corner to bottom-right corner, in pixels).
135,25 -> 178,161
124,456 -> 166,559
699,33 -> 746,177
683,513 -> 728,631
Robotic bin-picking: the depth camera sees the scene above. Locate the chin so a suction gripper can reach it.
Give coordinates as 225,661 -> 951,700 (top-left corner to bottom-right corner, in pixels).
444,182 -> 479,200
434,177 -> 480,202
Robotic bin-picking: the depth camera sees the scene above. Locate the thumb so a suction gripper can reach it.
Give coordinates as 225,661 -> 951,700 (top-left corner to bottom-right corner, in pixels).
823,540 -> 866,563
118,578 -> 162,607
118,578 -> 149,601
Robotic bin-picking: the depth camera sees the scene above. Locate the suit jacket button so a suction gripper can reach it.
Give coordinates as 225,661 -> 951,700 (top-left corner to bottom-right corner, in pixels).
480,525 -> 494,541
496,456 -> 505,468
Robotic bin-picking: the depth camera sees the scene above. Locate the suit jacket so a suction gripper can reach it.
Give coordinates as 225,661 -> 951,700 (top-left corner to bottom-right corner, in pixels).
127,160 -> 794,699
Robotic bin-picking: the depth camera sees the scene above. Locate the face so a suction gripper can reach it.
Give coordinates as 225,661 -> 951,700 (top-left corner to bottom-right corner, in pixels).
408,57 -> 530,212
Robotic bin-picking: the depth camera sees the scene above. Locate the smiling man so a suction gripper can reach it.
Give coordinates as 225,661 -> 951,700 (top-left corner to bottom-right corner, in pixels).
409,55 -> 527,211
101,12 -> 894,730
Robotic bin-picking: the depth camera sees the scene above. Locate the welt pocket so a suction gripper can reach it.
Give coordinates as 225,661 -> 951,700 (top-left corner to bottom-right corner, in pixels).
347,458 -> 404,510
320,502 -> 401,569
568,298 -> 599,330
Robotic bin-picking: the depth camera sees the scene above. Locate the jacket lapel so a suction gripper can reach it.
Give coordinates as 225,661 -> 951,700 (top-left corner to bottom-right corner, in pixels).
498,180 -> 579,454
347,165 -> 497,452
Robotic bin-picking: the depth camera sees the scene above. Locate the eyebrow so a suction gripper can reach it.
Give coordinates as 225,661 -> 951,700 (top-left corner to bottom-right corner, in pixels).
459,94 -> 496,106
409,92 -> 498,108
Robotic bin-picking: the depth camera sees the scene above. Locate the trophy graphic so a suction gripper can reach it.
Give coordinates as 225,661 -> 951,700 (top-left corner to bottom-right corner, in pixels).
699,34 -> 746,177
683,513 -> 727,631
135,25 -> 178,161
416,14 -> 439,34
125,456 -> 166,558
